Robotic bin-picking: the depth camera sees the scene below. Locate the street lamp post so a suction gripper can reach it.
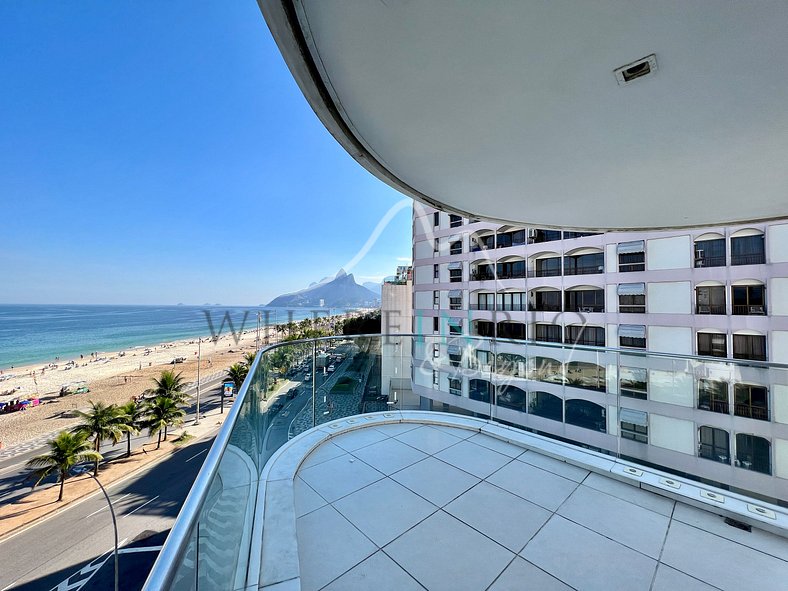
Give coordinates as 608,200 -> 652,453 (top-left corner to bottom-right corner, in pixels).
89,473 -> 119,591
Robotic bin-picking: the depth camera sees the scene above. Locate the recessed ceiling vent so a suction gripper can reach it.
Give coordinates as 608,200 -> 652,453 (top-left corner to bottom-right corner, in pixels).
614,54 -> 658,86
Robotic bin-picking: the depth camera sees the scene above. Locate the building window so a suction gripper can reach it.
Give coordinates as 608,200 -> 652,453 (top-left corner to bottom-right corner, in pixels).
735,434 -> 771,475
433,290 -> 440,308
498,292 -> 526,312
732,284 -> 766,315
497,229 -> 526,248
496,353 -> 527,378
565,399 -> 606,432
474,349 -> 493,370
530,290 -> 561,312
433,316 -> 439,333
620,409 -> 648,444
449,214 -> 462,228
698,332 -> 727,357
470,234 -> 495,252
497,259 -> 526,279
433,240 -> 439,255
694,238 -> 726,267
448,346 -> 462,367
696,285 -> 726,315
619,325 -> 646,349
449,268 -> 462,283
433,211 -> 440,227
618,283 -> 646,313
617,241 -> 645,272
433,344 -> 440,358
448,291 -> 462,310
448,378 -> 462,396
698,379 -> 729,414
620,367 -> 647,399
564,252 -> 604,275
528,391 -> 563,421
497,385 -> 527,412
469,379 -> 492,403
733,334 -> 766,361
448,321 -> 462,336
565,325 -> 605,347
535,323 -> 562,344
433,264 -> 439,280
734,384 -> 769,421
471,264 -> 495,281
564,231 -> 600,239
698,426 -> 730,464
529,229 -> 561,244
565,289 -> 604,313
432,369 -> 439,387
475,320 -> 495,338
531,256 -> 562,277
474,292 -> 495,311
497,322 -> 526,340
731,234 -> 765,265
450,240 -> 462,255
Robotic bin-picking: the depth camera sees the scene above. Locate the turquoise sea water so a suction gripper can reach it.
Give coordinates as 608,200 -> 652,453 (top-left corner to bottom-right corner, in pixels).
0,305 -> 348,369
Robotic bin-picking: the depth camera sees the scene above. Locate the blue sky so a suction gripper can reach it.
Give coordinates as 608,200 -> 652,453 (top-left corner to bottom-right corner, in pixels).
0,1 -> 413,305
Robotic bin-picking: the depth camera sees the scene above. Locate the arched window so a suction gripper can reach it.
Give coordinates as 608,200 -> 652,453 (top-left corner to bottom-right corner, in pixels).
565,361 -> 606,392
469,379 -> 492,403
528,391 -> 562,422
565,399 -> 606,432
735,434 -> 771,475
698,426 -> 730,464
497,385 -> 527,412
496,353 -> 527,378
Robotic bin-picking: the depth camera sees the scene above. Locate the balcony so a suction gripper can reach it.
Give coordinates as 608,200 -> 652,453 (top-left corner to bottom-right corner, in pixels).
731,252 -> 766,266
733,305 -> 767,315
696,304 -> 727,315
144,335 -> 788,591
527,267 -> 561,278
470,270 -> 495,281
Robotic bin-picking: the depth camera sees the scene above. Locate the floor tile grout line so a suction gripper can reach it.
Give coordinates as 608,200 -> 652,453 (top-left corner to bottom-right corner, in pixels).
674,516 -> 788,564
379,547 -> 430,591
581,474 -> 675,518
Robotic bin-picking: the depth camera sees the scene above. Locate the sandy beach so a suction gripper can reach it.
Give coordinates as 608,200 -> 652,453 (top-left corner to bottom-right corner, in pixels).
0,331 -> 260,449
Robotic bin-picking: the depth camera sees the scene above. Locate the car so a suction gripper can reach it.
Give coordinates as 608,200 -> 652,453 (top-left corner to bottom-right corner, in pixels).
304,373 -> 312,381
171,357 -> 186,364
69,464 -> 91,476
327,365 -> 335,373
287,388 -> 299,400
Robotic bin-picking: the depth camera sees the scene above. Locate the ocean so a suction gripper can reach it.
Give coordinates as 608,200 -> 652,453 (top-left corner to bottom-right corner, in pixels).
0,305 -> 350,369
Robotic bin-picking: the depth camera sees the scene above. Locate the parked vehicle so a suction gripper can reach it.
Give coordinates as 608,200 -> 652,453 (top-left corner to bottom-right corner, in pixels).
327,365 -> 335,373
171,357 -> 186,364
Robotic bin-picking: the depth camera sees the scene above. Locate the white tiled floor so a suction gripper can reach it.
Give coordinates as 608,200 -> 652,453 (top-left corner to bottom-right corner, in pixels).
294,424 -> 788,591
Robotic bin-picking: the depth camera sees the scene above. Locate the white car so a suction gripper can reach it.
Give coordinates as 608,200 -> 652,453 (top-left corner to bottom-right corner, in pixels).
327,365 -> 335,373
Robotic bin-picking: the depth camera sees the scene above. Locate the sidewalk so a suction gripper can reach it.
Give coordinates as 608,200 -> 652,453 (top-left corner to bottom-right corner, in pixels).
0,405 -> 227,541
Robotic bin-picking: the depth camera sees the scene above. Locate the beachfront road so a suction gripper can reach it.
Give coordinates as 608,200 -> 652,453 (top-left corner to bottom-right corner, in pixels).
0,378 -> 227,504
0,433 -> 213,591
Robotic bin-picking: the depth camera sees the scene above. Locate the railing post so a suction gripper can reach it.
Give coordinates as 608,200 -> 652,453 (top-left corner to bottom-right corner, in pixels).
312,340 -> 317,428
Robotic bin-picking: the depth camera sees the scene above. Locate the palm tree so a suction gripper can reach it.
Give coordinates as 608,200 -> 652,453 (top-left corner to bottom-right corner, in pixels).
145,396 -> 185,449
243,351 -> 257,367
26,432 -> 101,502
115,400 -> 146,458
226,363 -> 249,392
151,369 -> 187,403
71,401 -> 124,476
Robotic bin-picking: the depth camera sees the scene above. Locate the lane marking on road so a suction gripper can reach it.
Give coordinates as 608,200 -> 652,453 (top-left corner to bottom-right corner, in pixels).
119,545 -> 163,554
185,449 -> 208,463
123,495 -> 159,519
85,493 -> 132,518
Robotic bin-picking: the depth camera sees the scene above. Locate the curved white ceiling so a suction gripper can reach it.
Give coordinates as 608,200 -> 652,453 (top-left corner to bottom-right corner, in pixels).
261,1 -> 788,230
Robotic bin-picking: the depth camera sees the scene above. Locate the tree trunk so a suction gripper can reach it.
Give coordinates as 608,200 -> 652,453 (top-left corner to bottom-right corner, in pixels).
164,424 -> 168,441
58,472 -> 65,502
157,431 -> 162,450
94,437 -> 100,477
127,432 -> 132,458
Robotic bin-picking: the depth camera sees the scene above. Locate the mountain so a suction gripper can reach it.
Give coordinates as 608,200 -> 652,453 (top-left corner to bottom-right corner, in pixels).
266,270 -> 380,308
363,281 -> 382,296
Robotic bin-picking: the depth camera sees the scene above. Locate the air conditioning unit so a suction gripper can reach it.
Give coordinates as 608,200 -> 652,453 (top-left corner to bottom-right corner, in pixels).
528,229 -> 538,239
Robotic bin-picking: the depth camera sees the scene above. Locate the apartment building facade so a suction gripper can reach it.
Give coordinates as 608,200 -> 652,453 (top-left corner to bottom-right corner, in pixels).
411,204 -> 788,502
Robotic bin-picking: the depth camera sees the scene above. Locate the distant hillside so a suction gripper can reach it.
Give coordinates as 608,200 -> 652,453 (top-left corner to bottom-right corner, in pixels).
363,281 -> 382,296
266,270 -> 380,308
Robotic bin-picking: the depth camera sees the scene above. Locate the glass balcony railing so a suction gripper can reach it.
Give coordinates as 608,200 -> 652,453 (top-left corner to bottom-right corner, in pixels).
145,334 -> 788,590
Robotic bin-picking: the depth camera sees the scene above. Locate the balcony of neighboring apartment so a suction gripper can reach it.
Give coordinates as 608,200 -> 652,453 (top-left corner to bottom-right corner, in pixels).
532,322 -> 562,344
697,331 -> 727,358
496,256 -> 526,280
527,228 -> 561,244
564,324 -> 606,348
733,331 -> 767,362
469,230 -> 496,253
694,233 -> 727,268
527,252 -> 562,278
732,281 -> 767,315
731,229 -> 766,266
496,320 -> 527,341
563,248 -> 604,276
469,260 -> 495,282
695,282 -> 727,315
469,290 -> 495,311
564,286 -> 604,313
495,225 -> 526,250
528,287 -> 561,312
497,290 -> 527,312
